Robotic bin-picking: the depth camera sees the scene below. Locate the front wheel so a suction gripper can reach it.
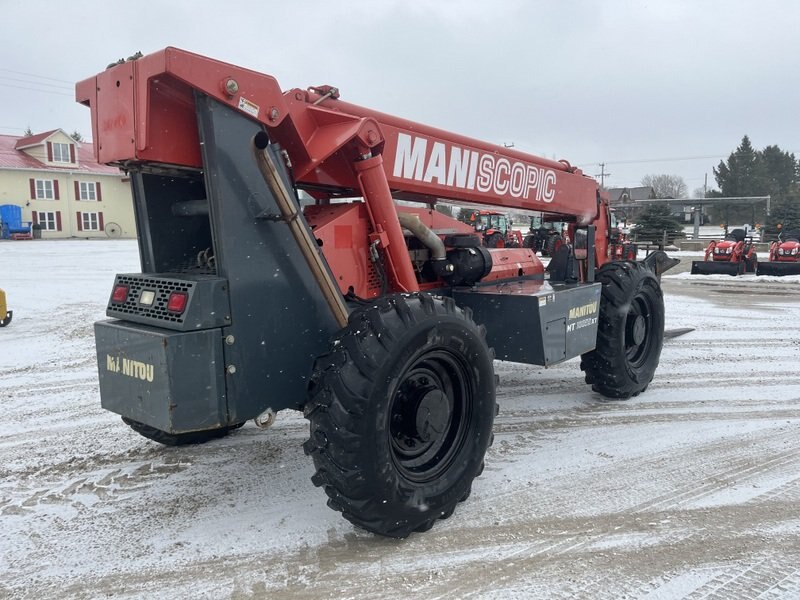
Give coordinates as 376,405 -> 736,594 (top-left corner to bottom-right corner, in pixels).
303,293 -> 497,538
580,262 -> 664,399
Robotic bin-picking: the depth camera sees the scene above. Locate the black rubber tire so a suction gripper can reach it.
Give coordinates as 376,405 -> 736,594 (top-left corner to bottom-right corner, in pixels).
522,234 -> 536,249
484,232 -> 504,248
303,293 -> 497,538
580,262 -> 664,399
121,417 -> 244,446
543,235 -> 563,257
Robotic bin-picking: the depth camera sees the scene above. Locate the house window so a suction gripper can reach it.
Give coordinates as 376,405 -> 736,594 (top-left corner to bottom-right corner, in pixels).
80,182 -> 97,201
36,211 -> 58,230
81,212 -> 100,231
52,142 -> 71,163
36,179 -> 54,199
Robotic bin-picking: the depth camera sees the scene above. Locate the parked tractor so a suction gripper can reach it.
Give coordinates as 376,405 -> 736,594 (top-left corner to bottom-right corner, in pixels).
522,214 -> 565,256
607,208 -> 638,261
756,228 -> 800,276
0,288 -> 11,327
691,227 -> 757,275
467,209 -> 522,248
77,48 -> 678,538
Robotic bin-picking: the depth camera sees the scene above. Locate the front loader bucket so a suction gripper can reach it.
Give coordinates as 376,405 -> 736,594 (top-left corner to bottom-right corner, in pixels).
756,261 -> 800,277
691,260 -> 743,276
643,250 -> 680,278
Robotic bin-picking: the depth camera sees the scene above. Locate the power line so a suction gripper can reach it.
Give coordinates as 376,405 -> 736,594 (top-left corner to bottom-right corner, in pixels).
0,76 -> 73,91
0,67 -> 74,85
0,82 -> 73,97
579,154 -> 724,168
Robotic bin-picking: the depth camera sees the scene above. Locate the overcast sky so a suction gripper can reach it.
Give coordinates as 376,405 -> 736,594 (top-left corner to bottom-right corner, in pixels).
1,0 -> 798,194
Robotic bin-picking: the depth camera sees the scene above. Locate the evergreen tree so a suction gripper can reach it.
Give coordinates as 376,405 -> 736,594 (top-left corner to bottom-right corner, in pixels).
714,135 -> 764,197
632,204 -> 685,245
711,136 -> 798,235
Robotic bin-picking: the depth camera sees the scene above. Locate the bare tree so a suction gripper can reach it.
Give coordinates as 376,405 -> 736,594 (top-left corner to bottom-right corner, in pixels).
641,174 -> 688,199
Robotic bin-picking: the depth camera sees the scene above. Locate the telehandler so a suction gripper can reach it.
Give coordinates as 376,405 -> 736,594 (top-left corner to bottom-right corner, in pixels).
77,48 -> 677,537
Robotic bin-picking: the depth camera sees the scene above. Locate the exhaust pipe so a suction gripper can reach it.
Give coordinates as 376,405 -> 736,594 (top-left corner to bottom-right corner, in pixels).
397,212 -> 453,279
253,134 -> 349,328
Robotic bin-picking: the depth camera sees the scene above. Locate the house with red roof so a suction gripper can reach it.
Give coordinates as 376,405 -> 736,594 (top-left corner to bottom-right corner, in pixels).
0,129 -> 134,238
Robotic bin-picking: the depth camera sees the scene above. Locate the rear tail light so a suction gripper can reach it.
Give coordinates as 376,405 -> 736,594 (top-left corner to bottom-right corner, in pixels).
111,285 -> 129,303
167,291 -> 188,314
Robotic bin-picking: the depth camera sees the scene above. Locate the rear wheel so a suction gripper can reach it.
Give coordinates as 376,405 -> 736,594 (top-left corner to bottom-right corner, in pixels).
580,262 -> 664,399
544,235 -> 563,257
484,232 -> 504,248
304,293 -> 497,538
121,417 -> 244,446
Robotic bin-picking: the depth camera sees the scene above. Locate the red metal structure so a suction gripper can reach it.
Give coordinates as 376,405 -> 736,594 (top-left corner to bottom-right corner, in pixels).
77,48 -> 677,538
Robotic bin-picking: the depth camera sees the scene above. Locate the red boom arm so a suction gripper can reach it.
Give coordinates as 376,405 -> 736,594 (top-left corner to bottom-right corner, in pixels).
77,47 -> 611,290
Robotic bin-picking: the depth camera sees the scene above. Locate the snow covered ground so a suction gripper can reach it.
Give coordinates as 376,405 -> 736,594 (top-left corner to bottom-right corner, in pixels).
1,240 -> 800,599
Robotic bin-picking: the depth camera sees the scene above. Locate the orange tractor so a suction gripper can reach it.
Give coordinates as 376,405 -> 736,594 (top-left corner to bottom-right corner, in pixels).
757,227 -> 800,276
467,209 -> 522,247
691,227 -> 758,275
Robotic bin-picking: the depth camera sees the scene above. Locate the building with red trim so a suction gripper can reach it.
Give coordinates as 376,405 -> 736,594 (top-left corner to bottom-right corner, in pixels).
0,129 -> 134,238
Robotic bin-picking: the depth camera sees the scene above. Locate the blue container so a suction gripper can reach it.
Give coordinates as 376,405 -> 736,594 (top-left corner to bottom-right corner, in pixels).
0,204 -> 28,239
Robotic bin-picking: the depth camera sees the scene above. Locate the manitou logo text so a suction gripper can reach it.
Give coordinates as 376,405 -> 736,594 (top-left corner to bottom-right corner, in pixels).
566,301 -> 599,334
392,133 -> 557,202
568,301 -> 598,320
106,354 -> 154,383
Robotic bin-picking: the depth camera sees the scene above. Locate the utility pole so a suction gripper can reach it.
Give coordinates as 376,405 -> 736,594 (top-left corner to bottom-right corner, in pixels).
595,163 -> 611,188
692,173 -> 708,240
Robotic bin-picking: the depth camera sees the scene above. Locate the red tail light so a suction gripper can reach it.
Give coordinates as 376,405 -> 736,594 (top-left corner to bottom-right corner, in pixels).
111,285 -> 129,303
167,291 -> 188,314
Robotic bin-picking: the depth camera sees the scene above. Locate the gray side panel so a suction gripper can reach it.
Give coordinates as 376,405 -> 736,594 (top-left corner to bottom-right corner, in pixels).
454,280 -> 602,366
95,320 -> 226,433
195,95 -> 340,418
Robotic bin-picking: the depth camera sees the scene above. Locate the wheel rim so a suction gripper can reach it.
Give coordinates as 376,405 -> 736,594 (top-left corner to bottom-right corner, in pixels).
625,295 -> 654,367
389,349 -> 472,483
